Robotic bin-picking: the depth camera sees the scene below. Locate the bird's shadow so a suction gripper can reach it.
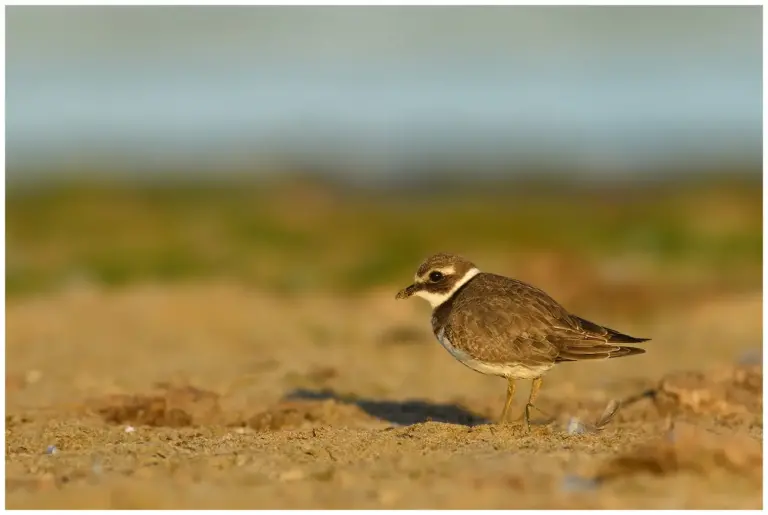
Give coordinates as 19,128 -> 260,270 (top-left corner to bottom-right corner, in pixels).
285,388 -> 490,426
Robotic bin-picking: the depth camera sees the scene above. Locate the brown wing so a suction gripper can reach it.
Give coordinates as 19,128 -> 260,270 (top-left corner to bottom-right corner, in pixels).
442,273 -> 648,366
442,274 -> 567,368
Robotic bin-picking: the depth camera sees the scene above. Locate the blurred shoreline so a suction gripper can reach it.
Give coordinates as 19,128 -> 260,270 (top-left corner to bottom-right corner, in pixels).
7,160 -> 762,190
7,173 -> 761,304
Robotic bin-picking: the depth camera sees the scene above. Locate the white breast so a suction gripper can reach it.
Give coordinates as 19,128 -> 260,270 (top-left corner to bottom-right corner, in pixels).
435,328 -> 551,380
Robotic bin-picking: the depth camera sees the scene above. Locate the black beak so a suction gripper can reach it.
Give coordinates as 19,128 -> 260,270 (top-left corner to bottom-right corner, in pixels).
396,283 -> 419,300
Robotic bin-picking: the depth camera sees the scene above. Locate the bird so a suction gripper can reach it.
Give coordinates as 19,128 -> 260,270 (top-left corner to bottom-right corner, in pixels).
395,252 -> 649,430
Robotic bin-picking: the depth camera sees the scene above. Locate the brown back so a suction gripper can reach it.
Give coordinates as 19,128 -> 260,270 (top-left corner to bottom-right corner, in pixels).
433,273 -> 647,366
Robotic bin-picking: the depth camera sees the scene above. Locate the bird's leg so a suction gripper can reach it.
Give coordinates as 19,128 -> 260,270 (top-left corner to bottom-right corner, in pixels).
524,377 -> 543,431
498,378 -> 516,424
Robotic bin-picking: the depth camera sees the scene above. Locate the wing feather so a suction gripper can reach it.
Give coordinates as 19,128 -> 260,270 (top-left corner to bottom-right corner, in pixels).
442,273 -> 648,366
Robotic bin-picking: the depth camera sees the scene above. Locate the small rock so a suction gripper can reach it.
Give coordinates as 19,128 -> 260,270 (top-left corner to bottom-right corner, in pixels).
561,474 -> 599,492
565,418 -> 588,435
124,426 -> 136,433
737,349 -> 762,366
45,445 -> 58,455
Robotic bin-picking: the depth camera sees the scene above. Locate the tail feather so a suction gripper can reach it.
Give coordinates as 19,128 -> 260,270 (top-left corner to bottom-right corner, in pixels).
573,316 -> 650,344
555,316 -> 649,363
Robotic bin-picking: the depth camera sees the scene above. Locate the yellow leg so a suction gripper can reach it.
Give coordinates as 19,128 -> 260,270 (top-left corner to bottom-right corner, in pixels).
524,377 -> 543,432
498,378 -> 516,424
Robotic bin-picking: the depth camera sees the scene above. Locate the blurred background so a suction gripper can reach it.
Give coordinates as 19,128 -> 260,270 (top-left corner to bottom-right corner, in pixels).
5,7 -> 763,509
6,6 -> 762,305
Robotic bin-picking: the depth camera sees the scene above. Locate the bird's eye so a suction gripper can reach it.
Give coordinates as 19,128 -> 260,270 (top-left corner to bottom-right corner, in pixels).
429,271 -> 444,282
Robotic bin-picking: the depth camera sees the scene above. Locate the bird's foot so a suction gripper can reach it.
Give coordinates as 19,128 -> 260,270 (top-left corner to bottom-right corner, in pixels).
522,403 -> 555,431
524,403 -> 534,432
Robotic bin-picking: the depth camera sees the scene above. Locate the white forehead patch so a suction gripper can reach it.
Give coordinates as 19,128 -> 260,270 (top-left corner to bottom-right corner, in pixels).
414,267 -> 480,308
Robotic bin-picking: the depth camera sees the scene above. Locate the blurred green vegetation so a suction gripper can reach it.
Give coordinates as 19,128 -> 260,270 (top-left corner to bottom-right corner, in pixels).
6,175 -> 762,299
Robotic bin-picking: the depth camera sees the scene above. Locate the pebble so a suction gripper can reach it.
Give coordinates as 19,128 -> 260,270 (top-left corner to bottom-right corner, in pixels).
561,474 -> 599,493
45,445 -> 58,455
565,417 -> 588,435
738,349 -> 762,365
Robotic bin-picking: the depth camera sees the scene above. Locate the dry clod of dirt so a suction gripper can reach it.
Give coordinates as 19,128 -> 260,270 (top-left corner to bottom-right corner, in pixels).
596,421 -> 762,482
652,364 -> 762,419
87,383 -> 223,427
615,364 -> 763,429
303,366 -> 340,384
243,399 -> 374,431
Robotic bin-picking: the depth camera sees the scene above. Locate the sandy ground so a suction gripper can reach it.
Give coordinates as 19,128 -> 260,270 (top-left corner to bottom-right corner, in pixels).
5,281 -> 763,509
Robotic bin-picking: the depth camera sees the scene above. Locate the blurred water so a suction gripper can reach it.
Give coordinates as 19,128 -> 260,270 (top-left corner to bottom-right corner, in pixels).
6,6 -> 762,181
